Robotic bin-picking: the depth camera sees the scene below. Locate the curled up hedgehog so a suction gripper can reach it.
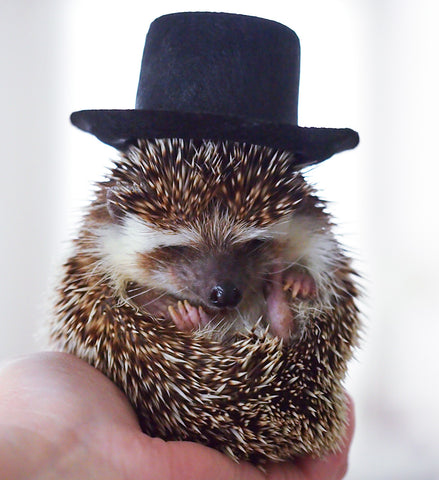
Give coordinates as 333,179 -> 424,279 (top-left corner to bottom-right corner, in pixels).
47,12 -> 361,465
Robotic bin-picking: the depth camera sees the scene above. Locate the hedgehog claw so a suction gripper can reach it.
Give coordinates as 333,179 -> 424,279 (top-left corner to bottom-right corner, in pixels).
283,270 -> 316,300
168,300 -> 211,331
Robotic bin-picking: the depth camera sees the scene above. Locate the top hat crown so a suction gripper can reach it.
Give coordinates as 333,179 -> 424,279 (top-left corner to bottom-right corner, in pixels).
71,12 -> 359,166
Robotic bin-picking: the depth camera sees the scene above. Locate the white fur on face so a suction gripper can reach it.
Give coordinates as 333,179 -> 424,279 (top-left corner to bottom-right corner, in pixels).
96,210 -> 339,303
96,215 -> 194,283
281,213 -> 342,303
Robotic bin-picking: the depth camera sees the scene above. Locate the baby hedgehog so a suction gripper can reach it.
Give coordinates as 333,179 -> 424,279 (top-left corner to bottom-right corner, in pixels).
47,137 -> 359,464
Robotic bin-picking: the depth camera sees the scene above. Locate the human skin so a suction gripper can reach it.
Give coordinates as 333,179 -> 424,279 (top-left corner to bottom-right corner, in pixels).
0,352 -> 354,480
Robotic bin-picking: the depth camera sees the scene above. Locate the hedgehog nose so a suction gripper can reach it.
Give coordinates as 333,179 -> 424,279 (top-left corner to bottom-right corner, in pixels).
209,281 -> 242,308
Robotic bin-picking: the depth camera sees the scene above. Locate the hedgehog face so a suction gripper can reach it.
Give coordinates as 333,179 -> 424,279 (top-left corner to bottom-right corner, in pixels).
98,204 -> 285,337
95,139 -> 335,340
137,228 -> 272,309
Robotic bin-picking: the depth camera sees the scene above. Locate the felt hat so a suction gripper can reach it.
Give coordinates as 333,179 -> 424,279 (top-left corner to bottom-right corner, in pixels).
71,12 -> 359,166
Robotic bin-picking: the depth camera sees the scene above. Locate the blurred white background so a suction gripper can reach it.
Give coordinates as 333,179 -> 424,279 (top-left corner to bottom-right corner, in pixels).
1,1 -> 438,478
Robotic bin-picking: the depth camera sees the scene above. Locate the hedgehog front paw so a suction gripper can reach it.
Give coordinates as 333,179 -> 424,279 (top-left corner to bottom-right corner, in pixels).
168,300 -> 211,331
265,267 -> 317,342
283,269 -> 316,300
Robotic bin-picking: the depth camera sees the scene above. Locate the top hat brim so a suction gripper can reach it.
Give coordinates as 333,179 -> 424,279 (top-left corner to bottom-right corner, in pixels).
70,109 -> 359,168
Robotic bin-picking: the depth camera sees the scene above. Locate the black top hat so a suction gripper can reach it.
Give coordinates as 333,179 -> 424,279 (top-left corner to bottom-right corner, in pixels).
71,12 -> 359,166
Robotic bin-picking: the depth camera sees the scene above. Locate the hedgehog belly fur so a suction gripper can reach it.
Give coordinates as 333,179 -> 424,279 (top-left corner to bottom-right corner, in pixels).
47,138 -> 360,464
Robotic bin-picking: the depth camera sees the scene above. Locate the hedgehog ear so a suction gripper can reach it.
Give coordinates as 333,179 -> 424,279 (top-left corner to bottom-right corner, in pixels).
106,187 -> 125,224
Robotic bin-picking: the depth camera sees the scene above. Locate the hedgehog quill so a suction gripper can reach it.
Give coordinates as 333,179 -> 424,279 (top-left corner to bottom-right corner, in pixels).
47,13 -> 360,464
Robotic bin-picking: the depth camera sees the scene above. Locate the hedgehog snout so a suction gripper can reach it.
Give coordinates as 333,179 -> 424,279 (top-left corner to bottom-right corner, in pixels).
208,280 -> 242,308
190,252 -> 249,310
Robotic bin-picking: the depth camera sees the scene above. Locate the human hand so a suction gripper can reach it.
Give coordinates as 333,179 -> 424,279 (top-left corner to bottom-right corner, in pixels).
0,352 -> 354,480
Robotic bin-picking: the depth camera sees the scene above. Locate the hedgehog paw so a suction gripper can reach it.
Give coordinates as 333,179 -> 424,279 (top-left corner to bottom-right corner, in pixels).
168,300 -> 211,331
283,269 -> 316,299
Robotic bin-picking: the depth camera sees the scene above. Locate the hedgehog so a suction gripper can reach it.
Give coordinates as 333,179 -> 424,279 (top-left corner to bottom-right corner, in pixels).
47,137 -> 360,464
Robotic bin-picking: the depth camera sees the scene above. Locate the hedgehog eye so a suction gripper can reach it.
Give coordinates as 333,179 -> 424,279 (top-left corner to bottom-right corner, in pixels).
159,245 -> 193,257
243,238 -> 267,253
